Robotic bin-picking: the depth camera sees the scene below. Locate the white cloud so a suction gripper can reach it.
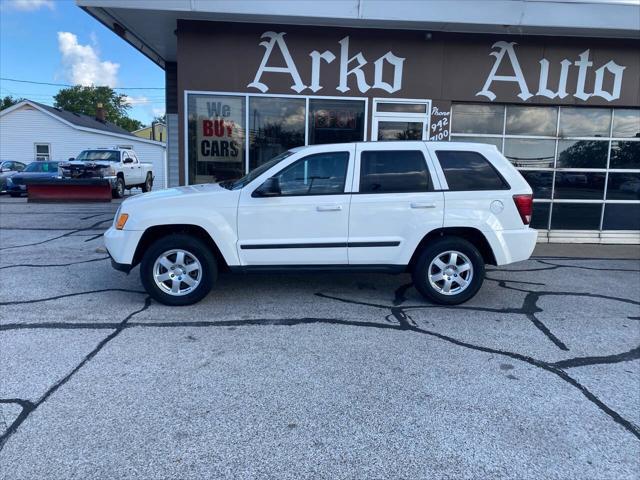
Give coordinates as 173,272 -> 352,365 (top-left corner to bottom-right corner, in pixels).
124,95 -> 150,106
4,0 -> 54,11
57,31 -> 119,87
152,108 -> 165,117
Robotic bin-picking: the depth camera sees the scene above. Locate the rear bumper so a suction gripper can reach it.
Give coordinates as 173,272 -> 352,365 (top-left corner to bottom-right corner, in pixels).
489,228 -> 538,265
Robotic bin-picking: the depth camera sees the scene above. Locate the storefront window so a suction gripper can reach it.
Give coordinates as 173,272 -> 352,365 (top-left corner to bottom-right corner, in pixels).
554,172 -> 606,200
187,94 -> 246,184
551,203 -> 603,230
451,104 -> 504,134
556,140 -> 608,168
559,107 -> 611,137
612,109 -> 640,138
609,141 -> 640,169
308,99 -> 365,145
377,121 -> 423,141
603,204 -> 640,230
506,106 -> 557,136
504,139 -> 556,168
607,173 -> 640,200
249,97 -> 305,170
450,103 -> 640,233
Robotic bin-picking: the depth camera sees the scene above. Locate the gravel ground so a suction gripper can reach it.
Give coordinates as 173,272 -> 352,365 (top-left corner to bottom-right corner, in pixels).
0,196 -> 639,480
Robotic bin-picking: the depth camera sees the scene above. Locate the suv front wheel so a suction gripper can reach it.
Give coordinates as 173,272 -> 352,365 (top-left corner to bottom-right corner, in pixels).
140,234 -> 217,306
412,237 -> 485,305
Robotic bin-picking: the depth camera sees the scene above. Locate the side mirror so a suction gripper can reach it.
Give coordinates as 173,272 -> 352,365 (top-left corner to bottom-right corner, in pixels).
253,177 -> 281,197
68,157 -> 75,161
123,157 -> 133,164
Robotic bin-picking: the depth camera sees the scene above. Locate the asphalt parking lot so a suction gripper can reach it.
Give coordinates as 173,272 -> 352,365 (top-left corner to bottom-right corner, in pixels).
0,195 -> 639,480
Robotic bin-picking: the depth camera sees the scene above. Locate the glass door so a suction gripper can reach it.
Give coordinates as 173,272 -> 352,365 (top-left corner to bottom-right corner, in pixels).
372,99 -> 431,142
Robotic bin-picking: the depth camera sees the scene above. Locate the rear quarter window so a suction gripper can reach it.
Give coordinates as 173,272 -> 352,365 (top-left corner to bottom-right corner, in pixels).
436,150 -> 509,191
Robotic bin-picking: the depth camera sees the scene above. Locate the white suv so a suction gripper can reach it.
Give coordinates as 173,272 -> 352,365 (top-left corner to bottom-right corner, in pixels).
105,141 -> 537,306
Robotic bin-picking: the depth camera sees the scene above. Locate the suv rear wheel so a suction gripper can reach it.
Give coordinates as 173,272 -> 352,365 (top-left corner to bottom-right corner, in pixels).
412,237 -> 485,305
140,234 -> 217,306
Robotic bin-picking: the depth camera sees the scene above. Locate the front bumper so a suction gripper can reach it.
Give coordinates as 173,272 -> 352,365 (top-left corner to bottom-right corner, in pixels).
104,226 -> 144,270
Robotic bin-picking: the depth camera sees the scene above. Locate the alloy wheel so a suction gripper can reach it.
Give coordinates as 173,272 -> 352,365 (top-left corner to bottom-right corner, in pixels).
428,250 -> 473,295
153,249 -> 202,296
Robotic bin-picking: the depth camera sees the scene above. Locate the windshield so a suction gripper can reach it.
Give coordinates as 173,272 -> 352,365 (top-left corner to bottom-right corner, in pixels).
76,150 -> 120,162
25,162 -> 59,173
220,150 -> 295,190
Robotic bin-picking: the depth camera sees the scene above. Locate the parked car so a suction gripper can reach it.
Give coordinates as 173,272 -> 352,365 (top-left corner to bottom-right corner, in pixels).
105,141 -> 537,306
0,161 -> 27,193
6,161 -> 60,197
59,147 -> 154,198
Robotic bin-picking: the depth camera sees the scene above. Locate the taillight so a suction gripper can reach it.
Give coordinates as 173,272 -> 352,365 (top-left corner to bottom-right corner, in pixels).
513,194 -> 533,225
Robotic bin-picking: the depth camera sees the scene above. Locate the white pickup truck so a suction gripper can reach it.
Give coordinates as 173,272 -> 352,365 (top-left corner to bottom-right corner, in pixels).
105,141 -> 537,306
60,147 -> 154,198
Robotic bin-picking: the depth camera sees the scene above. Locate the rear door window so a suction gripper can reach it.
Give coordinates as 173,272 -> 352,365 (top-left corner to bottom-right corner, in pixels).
436,150 -> 509,191
359,150 -> 431,193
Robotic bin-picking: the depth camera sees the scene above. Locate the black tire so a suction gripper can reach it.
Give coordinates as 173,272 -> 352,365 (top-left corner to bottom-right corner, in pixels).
140,234 -> 217,306
9,192 -> 21,198
113,176 -> 125,199
141,173 -> 153,193
411,236 -> 485,305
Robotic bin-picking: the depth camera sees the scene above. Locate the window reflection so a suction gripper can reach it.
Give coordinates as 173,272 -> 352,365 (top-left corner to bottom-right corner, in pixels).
612,109 -> 640,138
506,106 -> 557,136
451,104 -> 504,134
554,172 -> 606,199
607,173 -> 640,200
609,141 -> 640,169
557,140 -> 608,168
551,203 -> 603,230
504,139 -> 556,168
249,97 -> 305,170
308,99 -> 365,145
559,107 -> 611,137
450,136 -> 502,151
520,171 -> 553,199
377,122 -> 423,141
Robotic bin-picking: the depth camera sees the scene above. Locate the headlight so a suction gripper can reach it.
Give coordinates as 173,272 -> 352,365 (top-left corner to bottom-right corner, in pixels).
107,165 -> 116,176
6,177 -> 13,186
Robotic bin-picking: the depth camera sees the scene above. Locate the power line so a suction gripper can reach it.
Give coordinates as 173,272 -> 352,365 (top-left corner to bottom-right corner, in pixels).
0,77 -> 165,90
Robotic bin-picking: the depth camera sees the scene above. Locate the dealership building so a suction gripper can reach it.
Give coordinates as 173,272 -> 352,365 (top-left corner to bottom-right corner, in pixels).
78,0 -> 639,243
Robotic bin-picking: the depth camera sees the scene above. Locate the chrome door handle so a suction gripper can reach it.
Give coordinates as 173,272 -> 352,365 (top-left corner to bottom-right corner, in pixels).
411,202 -> 436,209
317,205 -> 342,212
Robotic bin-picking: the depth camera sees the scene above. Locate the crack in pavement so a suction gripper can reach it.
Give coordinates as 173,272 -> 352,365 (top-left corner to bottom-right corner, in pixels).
0,257 -> 109,270
0,297 -> 151,451
0,288 -> 146,306
1,309 -> 638,442
0,219 -> 113,251
495,258 -> 640,273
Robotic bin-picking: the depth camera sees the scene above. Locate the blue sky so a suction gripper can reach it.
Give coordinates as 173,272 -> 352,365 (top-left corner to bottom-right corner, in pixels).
0,0 -> 165,125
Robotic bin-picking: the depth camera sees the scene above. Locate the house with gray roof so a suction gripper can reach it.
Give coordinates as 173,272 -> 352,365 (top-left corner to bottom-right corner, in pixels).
0,100 -> 167,188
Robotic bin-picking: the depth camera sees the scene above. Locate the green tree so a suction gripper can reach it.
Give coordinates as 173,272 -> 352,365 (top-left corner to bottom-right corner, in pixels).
53,85 -> 143,131
0,95 -> 24,110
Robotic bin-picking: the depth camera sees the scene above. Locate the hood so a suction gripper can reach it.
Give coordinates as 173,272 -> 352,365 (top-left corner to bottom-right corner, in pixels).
121,183 -> 237,210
